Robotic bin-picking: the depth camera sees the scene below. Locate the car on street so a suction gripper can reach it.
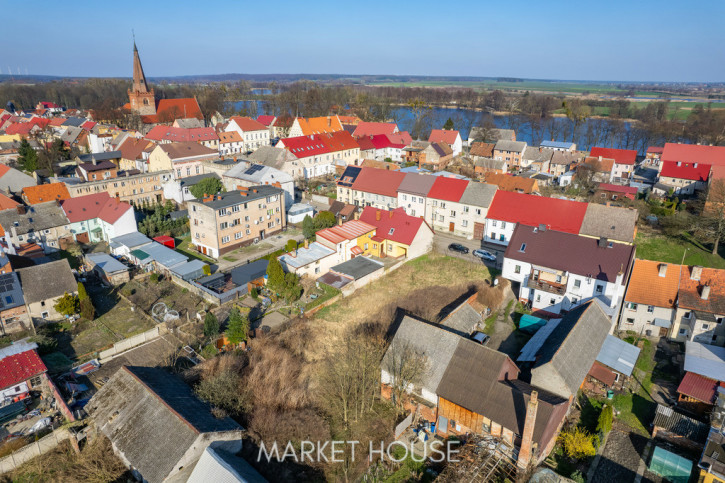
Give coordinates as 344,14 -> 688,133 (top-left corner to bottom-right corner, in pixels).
472,249 -> 497,262
448,243 -> 469,254
470,331 -> 490,346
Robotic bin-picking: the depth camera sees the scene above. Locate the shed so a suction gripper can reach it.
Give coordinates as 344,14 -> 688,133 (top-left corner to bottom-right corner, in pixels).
287,203 -> 315,224
110,232 -> 153,257
170,260 -> 208,282
153,236 -> 175,249
230,259 -> 269,293
518,314 -> 548,334
647,446 -> 693,483
595,335 -> 641,378
85,253 -> 130,285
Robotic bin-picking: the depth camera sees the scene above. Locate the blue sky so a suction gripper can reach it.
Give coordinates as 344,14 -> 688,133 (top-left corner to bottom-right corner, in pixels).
4,0 -> 724,82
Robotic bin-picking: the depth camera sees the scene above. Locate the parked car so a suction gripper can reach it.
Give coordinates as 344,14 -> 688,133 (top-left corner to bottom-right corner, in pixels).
448,243 -> 469,254
472,249 -> 497,262
470,331 -> 490,346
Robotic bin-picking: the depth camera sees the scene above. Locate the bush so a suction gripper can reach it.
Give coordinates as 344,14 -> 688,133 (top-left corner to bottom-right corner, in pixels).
203,312 -> 220,338
250,287 -> 259,299
559,427 -> 596,460
200,343 -> 218,359
570,470 -> 585,483
597,404 -> 613,435
149,273 -> 160,283
285,239 -> 298,252
54,292 -> 79,317
202,264 -> 211,276
195,369 -> 250,416
225,308 -> 249,345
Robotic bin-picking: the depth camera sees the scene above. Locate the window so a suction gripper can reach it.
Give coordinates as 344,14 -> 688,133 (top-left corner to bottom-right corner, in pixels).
476,208 -> 481,215
501,221 -> 507,228
536,294 -> 541,302
463,206 -> 469,213
492,220 -> 497,227
235,232 -> 242,239
574,279 -> 581,289
684,311 -> 692,319
388,228 -> 395,235
439,215 -> 444,222
514,265 -> 521,274
702,324 -> 710,330
491,232 -> 497,240
4,296 -> 12,304
625,318 -> 634,324
627,302 -> 638,310
556,275 -> 562,283
450,210 -> 456,218
519,243 -> 526,252
462,220 -> 468,227
596,285 -> 603,294
550,298 -> 556,305
221,236 -> 230,243
572,297 -> 578,304
647,305 -> 654,313
314,267 -> 320,274
679,328 -> 687,335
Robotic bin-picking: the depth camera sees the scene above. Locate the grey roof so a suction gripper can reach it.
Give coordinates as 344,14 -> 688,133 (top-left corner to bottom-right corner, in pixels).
77,151 -> 122,163
247,146 -> 297,170
178,172 -> 220,187
0,166 -> 36,193
550,151 -> 580,166
397,173 -> 436,197
579,204 -> 638,243
60,126 -> 82,143
86,366 -> 241,483
174,118 -> 204,128
684,341 -> 725,381
530,301 -> 612,398
110,232 -> 153,250
494,140 -> 527,153
0,202 -> 68,235
518,319 -> 562,362
459,182 -> 497,208
0,272 -> 25,311
231,259 -> 268,285
288,203 -> 314,216
439,302 -> 481,338
540,141 -> 575,150
474,158 -> 506,170
170,209 -> 188,220
17,259 -> 77,303
330,256 -> 383,280
61,117 -> 86,127
85,253 -> 128,274
136,242 -> 187,269
596,335 -> 640,376
187,443 -> 268,483
316,271 -> 353,289
382,315 -> 462,395
192,185 -> 283,210
469,127 -> 515,142
523,146 -> 555,162
224,163 -> 293,185
170,259 -> 208,280
278,242 -> 335,269
652,404 -> 710,442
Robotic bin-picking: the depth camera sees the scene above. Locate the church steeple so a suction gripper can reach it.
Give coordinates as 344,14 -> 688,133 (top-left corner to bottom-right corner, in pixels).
128,40 -> 156,116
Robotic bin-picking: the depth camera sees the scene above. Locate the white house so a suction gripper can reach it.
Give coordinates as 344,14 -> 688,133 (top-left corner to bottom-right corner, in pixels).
428,129 -> 462,156
224,116 -> 270,152
61,192 -> 137,244
396,173 -> 435,218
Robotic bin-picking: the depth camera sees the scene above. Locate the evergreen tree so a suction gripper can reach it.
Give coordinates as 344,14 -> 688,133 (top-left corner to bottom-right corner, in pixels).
17,139 -> 38,172
443,117 -> 454,130
54,292 -> 79,317
77,282 -> 95,320
203,312 -> 220,338
266,256 -> 286,292
302,215 -> 315,239
313,211 -> 336,230
285,239 -> 298,252
225,307 -> 249,345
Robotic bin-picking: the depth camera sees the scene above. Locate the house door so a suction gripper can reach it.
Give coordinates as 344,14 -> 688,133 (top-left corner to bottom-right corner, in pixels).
659,327 -> 668,337
260,230 -> 265,240
75,232 -> 90,244
449,222 -> 455,232
473,222 -> 485,240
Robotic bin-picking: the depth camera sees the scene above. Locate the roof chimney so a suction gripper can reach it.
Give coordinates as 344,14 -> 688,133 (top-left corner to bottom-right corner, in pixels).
389,210 -> 393,219
701,284 -> 711,300
598,237 -> 608,248
658,264 -> 668,277
16,205 -> 26,215
691,265 -> 703,281
354,210 -> 360,221
304,239 -> 309,249
338,217 -> 343,226
517,390 -> 539,471
376,210 -> 381,221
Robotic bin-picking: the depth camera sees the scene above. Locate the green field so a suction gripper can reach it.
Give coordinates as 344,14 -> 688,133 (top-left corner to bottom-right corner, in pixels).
635,231 -> 725,269
369,79 -> 625,94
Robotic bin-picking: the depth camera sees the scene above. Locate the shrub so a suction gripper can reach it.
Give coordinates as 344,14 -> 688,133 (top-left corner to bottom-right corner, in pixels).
250,287 -> 259,299
149,273 -> 160,283
203,312 -> 220,338
285,239 -> 298,252
597,404 -> 613,435
226,308 -> 249,345
559,427 -> 596,460
195,369 -> 251,415
54,292 -> 79,317
200,343 -> 218,360
202,264 -> 211,276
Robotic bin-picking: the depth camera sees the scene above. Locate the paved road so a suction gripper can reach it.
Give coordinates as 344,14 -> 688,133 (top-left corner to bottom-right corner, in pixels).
433,231 -> 503,270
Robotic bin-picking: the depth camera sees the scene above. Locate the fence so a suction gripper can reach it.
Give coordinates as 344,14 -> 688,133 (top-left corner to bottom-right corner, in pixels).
98,326 -> 163,363
0,428 -> 71,474
169,273 -> 243,306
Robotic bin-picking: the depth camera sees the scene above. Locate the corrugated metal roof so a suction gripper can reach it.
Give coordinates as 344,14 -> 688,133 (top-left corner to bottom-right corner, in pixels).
596,335 -> 641,376
86,253 -> 128,274
677,372 -> 719,403
111,232 -> 153,250
684,341 -> 725,381
517,318 -> 561,362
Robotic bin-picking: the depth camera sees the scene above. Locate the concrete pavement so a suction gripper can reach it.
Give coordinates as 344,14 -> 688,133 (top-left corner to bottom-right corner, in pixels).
432,231 -> 504,270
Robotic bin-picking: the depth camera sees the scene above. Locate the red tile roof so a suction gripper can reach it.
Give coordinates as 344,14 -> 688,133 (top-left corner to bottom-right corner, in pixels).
278,135 -> 331,157
228,116 -> 267,132
81,121 -> 97,131
662,142 -> 725,167
677,371 -> 720,403
429,129 -> 460,145
359,207 -> 428,246
319,131 -> 360,152
141,98 -> 203,124
356,136 -> 376,151
368,134 -> 405,150
0,348 -> 47,391
647,146 -> 664,154
256,115 -> 276,127
486,191 -> 588,234
352,122 -> 398,137
61,192 -> 132,224
0,192 -> 19,210
5,123 -> 35,135
589,147 -> 637,165
22,183 -> 71,204
660,161 -> 711,181
426,176 -> 469,202
49,118 -> 66,127
387,131 -> 412,146
350,167 -> 406,198
316,220 -> 376,244
146,126 -> 218,143
118,137 -> 153,161
588,361 -> 616,386
218,131 -> 242,143
597,183 -> 638,197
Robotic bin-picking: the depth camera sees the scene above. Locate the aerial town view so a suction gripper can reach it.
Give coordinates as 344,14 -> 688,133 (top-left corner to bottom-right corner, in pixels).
0,1 -> 724,482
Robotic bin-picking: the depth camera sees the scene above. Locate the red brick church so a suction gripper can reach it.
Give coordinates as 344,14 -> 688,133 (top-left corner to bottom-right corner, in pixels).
124,42 -> 203,125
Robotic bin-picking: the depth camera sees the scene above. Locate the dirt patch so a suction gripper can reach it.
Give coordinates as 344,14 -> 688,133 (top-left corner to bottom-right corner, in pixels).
122,277 -> 207,321
591,428 -> 663,483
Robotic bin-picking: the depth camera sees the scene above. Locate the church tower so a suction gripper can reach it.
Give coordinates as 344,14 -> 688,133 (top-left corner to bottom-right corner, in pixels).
128,42 -> 156,115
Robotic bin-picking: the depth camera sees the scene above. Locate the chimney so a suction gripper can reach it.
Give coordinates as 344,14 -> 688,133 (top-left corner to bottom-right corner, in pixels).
701,284 -> 711,300
304,239 -> 309,249
389,210 -> 394,219
691,265 -> 703,281
92,157 -> 98,166
238,186 -> 248,194
354,210 -> 360,220
517,390 -> 538,470
658,263 -> 668,277
338,217 -> 343,226
376,210 -> 381,221
16,205 -> 26,215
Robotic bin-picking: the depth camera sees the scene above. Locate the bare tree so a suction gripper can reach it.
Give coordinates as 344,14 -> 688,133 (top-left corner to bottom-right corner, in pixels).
383,340 -> 429,413
699,179 -> 725,255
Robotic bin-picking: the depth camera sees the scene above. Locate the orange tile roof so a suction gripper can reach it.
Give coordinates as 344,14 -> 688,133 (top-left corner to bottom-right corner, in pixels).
228,116 -> 267,132
22,183 -> 71,205
140,98 -> 203,124
0,193 -> 18,210
429,129 -> 460,145
296,116 -> 343,135
315,219 -> 376,244
625,259 -> 681,308
484,173 -> 538,194
218,131 -> 242,143
583,156 -> 614,173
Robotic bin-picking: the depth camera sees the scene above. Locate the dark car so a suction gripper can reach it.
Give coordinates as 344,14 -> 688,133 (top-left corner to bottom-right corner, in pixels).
448,243 -> 469,254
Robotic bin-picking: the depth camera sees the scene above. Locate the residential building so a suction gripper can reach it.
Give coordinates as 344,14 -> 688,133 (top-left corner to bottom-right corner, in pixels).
658,161 -> 711,195
270,114 -> 294,138
483,172 -> 538,194
217,131 -> 243,156
590,147 -> 638,182
223,163 -> 294,209
21,182 -> 70,205
162,173 -> 221,204
428,129 -> 463,156
671,266 -> 725,345
468,127 -> 516,144
61,193 -> 137,244
288,116 -> 343,137
494,140 -> 528,168
0,272 -> 30,334
362,134 -> 409,162
76,150 -> 122,168
578,203 -> 638,245
502,225 -> 635,319
188,186 -> 285,258
424,177 -> 468,237
595,183 -> 638,201
619,260 -> 682,339
76,159 -> 118,182
315,219 -> 376,264
352,122 -> 399,138
275,135 -> 335,179
484,191 -> 587,246
460,182 -> 498,239
470,141 -> 496,160
580,155 -> 615,183
540,140 -> 576,152
327,200 -> 358,223
17,259 -> 77,323
86,366 -> 242,483
420,142 -> 454,171
224,116 -> 270,152
0,342 -> 48,404
278,240 -> 337,278
147,142 -> 219,179
117,136 -> 153,172
0,165 -> 35,194
145,126 -> 219,150
661,143 -> 725,171
335,166 -> 363,204
645,147 -> 664,170
358,207 -> 434,259
474,158 -> 507,177
340,167 -> 405,209
67,170 -> 171,205
396,173 -> 436,218
522,147 -> 555,172
0,203 -> 71,254
172,118 -> 204,129
247,146 -> 301,179
318,130 -> 361,166
548,151 -> 581,178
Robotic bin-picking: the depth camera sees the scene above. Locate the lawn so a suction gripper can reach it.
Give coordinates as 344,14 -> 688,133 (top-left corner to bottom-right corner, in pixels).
635,231 -> 725,269
305,283 -> 341,311
612,338 -> 658,435
175,236 -> 216,264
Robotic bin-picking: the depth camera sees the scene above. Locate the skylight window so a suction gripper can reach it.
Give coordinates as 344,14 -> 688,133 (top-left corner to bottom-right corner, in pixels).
519,243 -> 526,252
388,228 -> 395,235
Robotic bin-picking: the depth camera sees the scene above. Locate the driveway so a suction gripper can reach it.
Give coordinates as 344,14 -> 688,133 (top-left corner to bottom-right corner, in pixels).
215,229 -> 303,271
433,231 -> 502,270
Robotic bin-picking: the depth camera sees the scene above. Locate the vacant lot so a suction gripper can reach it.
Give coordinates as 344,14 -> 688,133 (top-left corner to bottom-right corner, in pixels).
635,230 -> 725,269
122,277 -> 207,320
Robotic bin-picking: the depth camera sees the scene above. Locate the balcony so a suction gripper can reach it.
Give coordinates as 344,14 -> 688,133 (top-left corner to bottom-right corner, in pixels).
527,278 -> 567,296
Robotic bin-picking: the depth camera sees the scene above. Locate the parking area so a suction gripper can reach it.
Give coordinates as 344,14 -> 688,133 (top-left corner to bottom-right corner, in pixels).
432,232 -> 503,270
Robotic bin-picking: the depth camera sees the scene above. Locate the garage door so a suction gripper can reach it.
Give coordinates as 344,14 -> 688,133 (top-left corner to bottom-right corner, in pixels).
473,222 -> 485,240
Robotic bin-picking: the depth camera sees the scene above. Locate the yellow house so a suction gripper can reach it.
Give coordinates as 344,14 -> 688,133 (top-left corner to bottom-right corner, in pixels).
358,207 -> 434,260
0,134 -> 21,143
